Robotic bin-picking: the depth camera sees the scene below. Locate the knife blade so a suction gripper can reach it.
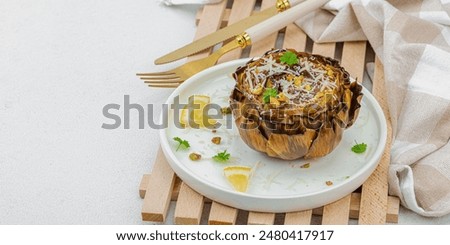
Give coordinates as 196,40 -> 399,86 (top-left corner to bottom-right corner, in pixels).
155,0 -> 303,65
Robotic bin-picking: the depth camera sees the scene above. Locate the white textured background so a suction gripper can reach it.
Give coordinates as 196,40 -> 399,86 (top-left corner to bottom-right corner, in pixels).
0,0 -> 449,224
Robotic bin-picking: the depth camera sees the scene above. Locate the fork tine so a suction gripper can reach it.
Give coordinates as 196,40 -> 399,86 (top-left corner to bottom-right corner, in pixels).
147,83 -> 179,88
136,71 -> 176,76
143,77 -> 183,84
138,74 -> 180,79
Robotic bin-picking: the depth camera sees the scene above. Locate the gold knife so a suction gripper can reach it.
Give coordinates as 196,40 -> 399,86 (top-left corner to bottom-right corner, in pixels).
155,0 -> 303,65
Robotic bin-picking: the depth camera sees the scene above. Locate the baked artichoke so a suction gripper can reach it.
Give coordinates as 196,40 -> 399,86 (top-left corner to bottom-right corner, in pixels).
230,49 -> 363,160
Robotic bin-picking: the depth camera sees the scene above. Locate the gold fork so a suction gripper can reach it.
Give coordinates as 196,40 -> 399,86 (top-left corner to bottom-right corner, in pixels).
137,0 -> 328,88
137,34 -> 250,88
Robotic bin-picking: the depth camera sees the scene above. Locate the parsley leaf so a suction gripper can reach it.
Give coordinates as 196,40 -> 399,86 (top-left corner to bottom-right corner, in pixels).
212,150 -> 230,162
263,88 -> 278,103
351,141 -> 367,154
173,137 -> 190,151
280,51 -> 298,66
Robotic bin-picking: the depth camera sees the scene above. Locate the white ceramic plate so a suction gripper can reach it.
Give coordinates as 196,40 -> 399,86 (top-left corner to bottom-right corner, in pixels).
160,59 -> 387,212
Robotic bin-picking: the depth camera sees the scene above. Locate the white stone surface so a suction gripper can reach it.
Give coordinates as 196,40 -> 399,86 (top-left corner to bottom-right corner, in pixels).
0,0 -> 448,225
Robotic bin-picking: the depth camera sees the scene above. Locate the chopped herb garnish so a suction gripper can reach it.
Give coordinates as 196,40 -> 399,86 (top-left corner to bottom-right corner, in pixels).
351,141 -> 367,154
263,88 -> 278,103
213,150 -> 230,162
280,51 -> 299,66
173,137 -> 190,151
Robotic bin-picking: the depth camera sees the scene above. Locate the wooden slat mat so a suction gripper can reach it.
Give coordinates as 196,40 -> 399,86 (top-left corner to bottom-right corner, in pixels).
140,0 -> 400,225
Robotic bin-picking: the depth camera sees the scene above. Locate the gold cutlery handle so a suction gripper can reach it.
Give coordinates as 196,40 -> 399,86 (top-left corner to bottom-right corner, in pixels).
236,32 -> 252,48
276,0 -> 292,12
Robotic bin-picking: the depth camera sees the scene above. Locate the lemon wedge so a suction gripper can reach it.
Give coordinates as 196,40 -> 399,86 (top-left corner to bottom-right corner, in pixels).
223,166 -> 253,192
180,95 -> 217,128
189,94 -> 210,105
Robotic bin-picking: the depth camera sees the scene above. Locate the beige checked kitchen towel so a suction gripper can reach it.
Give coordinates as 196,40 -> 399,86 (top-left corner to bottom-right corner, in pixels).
296,0 -> 450,217
166,0 -> 450,217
